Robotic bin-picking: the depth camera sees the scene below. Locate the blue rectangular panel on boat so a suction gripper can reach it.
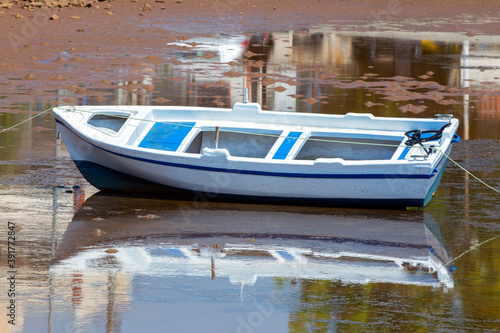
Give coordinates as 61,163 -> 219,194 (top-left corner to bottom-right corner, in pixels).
139,122 -> 195,151
273,131 -> 302,160
149,248 -> 187,258
398,146 -> 410,160
276,250 -> 295,261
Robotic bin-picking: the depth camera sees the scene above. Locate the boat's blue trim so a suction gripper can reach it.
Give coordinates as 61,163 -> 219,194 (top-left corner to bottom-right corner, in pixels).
56,119 -> 434,180
149,248 -> 187,258
143,237 -> 435,252
138,122 -> 196,151
398,147 -> 410,160
73,161 -> 427,207
273,131 -> 302,160
74,160 -> 171,193
452,134 -> 461,143
421,133 -> 438,140
276,250 -> 295,261
423,158 -> 449,206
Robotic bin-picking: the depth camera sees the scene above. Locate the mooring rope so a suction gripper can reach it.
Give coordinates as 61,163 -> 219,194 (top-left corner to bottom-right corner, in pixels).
444,234 -> 500,268
436,148 -> 500,195
0,107 -> 54,134
404,123 -> 451,155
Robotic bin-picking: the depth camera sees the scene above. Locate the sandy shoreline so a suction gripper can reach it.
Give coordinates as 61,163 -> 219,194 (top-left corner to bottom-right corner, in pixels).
1,0 -> 500,28
0,0 -> 499,110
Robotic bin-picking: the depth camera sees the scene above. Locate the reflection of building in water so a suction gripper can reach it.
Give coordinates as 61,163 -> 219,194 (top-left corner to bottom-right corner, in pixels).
163,35 -> 249,107
58,269 -> 133,332
265,31 -> 298,111
0,187 -> 94,332
116,76 -> 153,106
261,29 -> 500,137
461,39 -> 500,137
460,37 -> 500,140
55,75 -> 154,107
249,29 -> 467,113
264,31 -> 354,113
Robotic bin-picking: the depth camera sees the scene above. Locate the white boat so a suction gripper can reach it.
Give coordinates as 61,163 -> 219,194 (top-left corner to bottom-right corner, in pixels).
52,102 -> 459,208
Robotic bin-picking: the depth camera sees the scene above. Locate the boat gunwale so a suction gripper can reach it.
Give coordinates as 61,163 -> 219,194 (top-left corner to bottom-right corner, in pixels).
53,106 -> 458,167
54,104 -> 458,133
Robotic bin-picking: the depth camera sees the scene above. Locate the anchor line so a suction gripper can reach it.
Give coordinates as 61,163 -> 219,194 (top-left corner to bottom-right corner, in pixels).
435,148 -> 500,195
0,107 -> 54,134
437,234 -> 500,273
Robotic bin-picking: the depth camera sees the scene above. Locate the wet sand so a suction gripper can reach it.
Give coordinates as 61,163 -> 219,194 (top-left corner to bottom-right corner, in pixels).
1,0 -> 500,110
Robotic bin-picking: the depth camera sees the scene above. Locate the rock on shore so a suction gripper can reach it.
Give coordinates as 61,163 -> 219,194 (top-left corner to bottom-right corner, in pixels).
2,0 -> 107,9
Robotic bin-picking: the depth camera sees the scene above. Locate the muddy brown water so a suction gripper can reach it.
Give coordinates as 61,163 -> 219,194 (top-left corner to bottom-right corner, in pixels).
1,27 -> 499,332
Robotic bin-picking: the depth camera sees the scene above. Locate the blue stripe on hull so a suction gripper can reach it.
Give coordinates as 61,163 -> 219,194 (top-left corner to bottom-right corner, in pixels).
73,160 -> 426,208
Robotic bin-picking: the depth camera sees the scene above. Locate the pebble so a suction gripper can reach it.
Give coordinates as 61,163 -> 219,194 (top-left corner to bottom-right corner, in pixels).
93,228 -> 105,236
24,74 -> 37,80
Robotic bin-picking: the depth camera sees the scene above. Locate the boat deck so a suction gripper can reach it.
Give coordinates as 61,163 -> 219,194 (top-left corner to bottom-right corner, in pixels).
133,120 -> 427,162
73,102 -> 456,164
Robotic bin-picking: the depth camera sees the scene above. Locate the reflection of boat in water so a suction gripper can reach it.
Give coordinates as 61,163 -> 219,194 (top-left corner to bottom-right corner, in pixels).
52,194 -> 454,289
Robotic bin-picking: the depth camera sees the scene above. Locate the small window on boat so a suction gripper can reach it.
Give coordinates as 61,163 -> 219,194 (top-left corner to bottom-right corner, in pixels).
186,130 -> 277,158
185,131 -> 203,154
295,136 -> 400,161
87,113 -> 130,134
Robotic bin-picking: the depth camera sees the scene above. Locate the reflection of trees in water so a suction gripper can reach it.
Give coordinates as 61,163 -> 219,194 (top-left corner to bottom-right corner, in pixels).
283,278 -> 461,332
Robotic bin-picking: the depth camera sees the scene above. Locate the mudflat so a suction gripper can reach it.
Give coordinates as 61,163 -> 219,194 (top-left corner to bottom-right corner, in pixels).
1,0 -> 499,110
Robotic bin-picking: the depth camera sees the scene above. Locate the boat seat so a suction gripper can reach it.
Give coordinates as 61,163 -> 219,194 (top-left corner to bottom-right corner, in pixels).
266,131 -> 309,160
138,121 -> 197,152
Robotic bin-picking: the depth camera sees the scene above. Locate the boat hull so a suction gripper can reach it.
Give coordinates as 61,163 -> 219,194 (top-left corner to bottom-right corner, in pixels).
58,123 -> 450,208
73,160 -> 431,207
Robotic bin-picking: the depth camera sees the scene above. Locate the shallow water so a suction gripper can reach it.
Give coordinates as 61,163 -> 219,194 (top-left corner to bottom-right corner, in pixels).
1,27 -> 499,332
